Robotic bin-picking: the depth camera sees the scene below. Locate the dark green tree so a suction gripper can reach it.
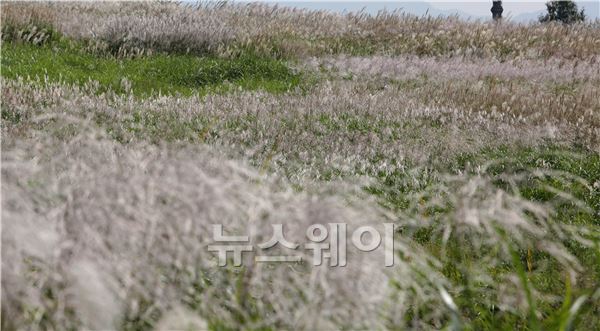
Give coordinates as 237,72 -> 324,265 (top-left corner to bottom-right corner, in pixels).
539,1 -> 585,24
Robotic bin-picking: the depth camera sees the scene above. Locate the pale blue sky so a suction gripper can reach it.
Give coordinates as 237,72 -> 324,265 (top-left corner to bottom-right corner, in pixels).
233,1 -> 599,21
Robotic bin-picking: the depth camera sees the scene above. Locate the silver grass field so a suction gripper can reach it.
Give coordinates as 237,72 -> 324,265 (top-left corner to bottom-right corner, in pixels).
1,2 -> 600,330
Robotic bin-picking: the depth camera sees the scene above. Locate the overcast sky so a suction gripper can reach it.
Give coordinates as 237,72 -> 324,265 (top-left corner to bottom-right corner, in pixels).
435,2 -> 546,16
234,1 -> 599,21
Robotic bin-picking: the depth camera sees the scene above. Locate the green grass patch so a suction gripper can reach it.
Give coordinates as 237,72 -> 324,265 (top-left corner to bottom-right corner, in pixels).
369,144 -> 600,330
452,145 -> 600,225
1,41 -> 303,96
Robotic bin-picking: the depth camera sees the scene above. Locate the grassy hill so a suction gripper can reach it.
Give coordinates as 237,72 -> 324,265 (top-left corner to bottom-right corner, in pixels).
1,2 -> 599,331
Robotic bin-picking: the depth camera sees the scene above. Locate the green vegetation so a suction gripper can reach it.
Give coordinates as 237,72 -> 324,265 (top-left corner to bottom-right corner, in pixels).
1,40 -> 303,96
2,4 -> 600,330
370,145 -> 600,329
540,0 -> 586,24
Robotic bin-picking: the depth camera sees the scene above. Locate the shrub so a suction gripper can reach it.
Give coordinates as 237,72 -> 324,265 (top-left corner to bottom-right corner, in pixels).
539,1 -> 585,24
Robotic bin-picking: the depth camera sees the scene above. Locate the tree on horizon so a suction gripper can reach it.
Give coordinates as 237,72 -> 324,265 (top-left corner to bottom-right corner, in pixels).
539,0 -> 585,24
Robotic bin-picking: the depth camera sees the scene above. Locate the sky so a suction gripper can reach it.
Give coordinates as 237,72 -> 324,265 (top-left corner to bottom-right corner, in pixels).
232,1 -> 599,22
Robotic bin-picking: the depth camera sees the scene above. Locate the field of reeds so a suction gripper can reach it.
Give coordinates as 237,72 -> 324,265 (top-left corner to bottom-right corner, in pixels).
1,2 -> 599,330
